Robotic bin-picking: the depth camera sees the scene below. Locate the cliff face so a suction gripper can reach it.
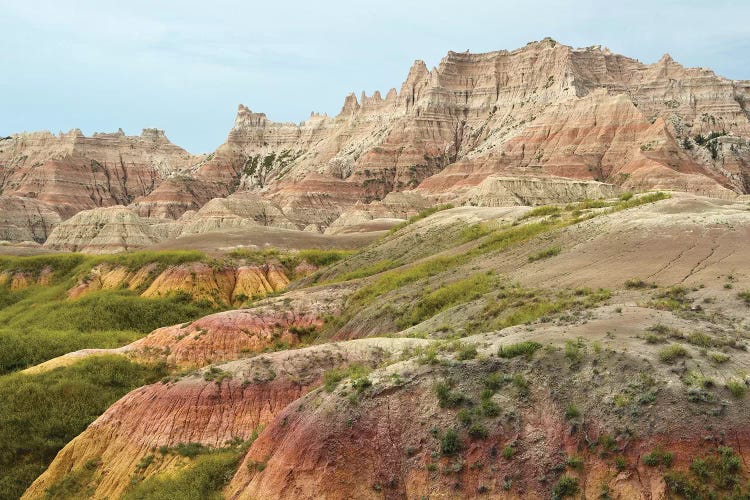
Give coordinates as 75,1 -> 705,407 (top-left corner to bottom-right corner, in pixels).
135,39 -> 748,225
3,39 -> 750,245
0,129 -> 200,222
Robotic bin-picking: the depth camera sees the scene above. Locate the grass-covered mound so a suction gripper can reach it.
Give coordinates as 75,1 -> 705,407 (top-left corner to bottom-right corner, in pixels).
0,355 -> 167,500
0,251 -> 238,374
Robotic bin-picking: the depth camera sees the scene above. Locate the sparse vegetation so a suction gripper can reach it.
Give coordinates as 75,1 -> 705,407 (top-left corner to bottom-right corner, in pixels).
527,246 -> 562,262
642,447 -> 673,467
498,341 -> 542,359
658,344 -> 689,364
624,278 -> 657,289
440,429 -> 461,455
397,273 -> 495,327
726,379 -> 746,398
519,205 -> 561,219
389,204 -> 454,233
552,475 -> 580,499
323,364 -> 370,393
665,446 -> 747,498
435,380 -> 466,408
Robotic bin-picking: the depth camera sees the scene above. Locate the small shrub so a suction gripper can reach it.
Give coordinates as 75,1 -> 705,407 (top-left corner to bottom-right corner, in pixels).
511,373 -> 529,395
566,455 -> 584,470
726,379 -> 746,398
172,442 -> 209,458
435,381 -> 465,408
737,290 -> 750,305
642,447 -> 673,467
614,456 -> 627,471
468,423 -> 488,439
456,344 -> 478,360
480,399 -> 500,417
502,445 -> 515,459
136,454 -> 155,471
564,338 -> 586,364
552,475 -> 580,499
564,404 -> 580,420
658,345 -> 689,364
323,364 -> 369,393
498,341 -> 541,359
663,471 -> 702,499
708,352 -> 730,364
624,278 -> 656,289
686,332 -> 716,348
440,429 -> 461,455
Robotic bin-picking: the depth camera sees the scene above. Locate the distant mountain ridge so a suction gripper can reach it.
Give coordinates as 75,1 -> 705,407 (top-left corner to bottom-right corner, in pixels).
1,38 -> 748,249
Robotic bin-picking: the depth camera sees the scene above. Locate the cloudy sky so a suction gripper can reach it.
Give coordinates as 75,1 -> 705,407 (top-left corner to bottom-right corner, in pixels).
2,0 -> 748,152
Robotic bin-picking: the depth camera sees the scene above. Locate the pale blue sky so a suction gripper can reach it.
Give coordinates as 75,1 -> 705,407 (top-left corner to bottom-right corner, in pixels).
1,0 -> 748,152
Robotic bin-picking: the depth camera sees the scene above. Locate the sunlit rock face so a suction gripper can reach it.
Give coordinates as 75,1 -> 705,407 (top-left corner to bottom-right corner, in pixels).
3,39 -> 749,246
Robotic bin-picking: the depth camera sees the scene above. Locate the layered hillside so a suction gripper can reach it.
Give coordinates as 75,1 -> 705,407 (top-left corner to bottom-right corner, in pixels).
15,191 -> 750,499
135,38 -> 749,227
3,39 -> 750,252
0,128 -> 202,241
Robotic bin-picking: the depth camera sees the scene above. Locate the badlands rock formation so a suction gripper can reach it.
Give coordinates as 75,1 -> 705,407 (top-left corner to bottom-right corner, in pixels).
0,195 -> 61,243
0,129 -> 198,218
3,38 -> 750,251
64,262 -> 294,306
23,338 -> 428,499
17,192 -> 750,498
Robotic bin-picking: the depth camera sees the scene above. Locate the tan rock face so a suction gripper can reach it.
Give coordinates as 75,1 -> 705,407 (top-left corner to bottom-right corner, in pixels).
141,262 -> 290,306
0,196 -> 61,243
0,129 -> 199,219
66,262 -> 293,305
43,205 -> 163,253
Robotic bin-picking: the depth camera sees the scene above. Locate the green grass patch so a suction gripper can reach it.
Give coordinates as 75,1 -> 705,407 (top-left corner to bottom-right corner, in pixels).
519,205 -> 561,219
726,379 -> 746,398
0,356 -> 166,500
552,475 -> 580,499
122,449 -> 242,500
498,341 -> 542,359
397,273 -> 495,328
333,259 -> 401,282
322,364 -> 370,393
658,344 -> 689,364
0,288 -> 218,374
527,246 -> 561,262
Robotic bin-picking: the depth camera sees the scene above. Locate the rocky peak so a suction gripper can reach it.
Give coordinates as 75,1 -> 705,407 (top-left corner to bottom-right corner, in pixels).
338,92 -> 360,116
233,104 -> 269,130
140,128 -> 169,142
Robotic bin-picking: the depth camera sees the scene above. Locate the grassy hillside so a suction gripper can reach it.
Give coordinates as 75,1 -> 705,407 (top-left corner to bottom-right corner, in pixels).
0,251 -> 220,374
0,356 -> 167,500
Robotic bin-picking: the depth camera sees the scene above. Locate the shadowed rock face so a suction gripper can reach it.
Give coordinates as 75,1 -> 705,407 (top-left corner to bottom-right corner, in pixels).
3,39 -> 749,248
0,196 -> 61,243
